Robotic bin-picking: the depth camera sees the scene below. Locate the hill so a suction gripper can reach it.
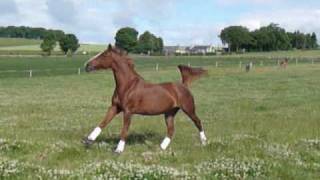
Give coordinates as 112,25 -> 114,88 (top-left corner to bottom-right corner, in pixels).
0,38 -> 41,47
0,38 -> 106,53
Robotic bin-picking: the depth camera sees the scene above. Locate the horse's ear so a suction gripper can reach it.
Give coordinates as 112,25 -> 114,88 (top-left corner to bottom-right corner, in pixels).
120,49 -> 128,56
107,44 -> 112,51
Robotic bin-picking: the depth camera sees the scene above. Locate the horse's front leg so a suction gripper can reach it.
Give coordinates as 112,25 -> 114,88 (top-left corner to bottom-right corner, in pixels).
115,112 -> 132,153
83,105 -> 120,146
161,108 -> 179,150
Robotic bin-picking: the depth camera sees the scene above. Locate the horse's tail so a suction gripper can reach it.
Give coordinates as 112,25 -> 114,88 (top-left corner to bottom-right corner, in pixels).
178,65 -> 208,86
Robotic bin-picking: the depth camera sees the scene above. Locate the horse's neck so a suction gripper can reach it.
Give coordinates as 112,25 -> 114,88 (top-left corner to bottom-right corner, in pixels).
111,60 -> 141,95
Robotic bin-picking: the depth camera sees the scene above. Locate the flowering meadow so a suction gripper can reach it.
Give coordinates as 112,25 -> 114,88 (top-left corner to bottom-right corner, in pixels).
1,56 -> 319,179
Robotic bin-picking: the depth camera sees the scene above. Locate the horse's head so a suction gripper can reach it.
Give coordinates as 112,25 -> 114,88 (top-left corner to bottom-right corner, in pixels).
85,44 -> 130,72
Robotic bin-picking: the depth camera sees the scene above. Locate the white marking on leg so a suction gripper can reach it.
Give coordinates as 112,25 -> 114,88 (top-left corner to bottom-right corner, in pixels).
200,131 -> 207,145
160,137 -> 171,150
115,140 -> 125,153
88,127 -> 102,141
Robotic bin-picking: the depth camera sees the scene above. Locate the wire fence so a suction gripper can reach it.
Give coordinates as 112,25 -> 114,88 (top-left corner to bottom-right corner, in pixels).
0,58 -> 319,78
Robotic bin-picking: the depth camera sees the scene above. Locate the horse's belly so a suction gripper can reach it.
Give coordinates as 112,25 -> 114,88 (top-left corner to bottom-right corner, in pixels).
129,90 -> 176,115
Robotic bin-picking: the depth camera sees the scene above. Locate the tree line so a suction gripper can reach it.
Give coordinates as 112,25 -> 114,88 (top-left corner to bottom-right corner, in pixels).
41,33 -> 79,56
220,23 -> 318,52
115,27 -> 164,55
0,26 -> 65,40
41,31 -> 79,56
0,26 -> 80,56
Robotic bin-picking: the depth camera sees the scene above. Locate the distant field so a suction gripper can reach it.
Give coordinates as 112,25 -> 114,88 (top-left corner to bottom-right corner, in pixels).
0,38 -> 41,47
0,38 -> 105,53
0,56 -> 319,178
1,38 -> 320,58
0,43 -> 105,52
77,43 -> 107,52
229,50 -> 320,58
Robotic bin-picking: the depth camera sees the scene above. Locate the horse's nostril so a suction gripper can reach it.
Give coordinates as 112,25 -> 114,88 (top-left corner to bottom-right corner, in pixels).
85,64 -> 91,72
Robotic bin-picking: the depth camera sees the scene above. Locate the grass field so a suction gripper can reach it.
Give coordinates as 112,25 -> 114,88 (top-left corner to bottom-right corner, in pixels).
0,38 -> 41,47
0,38 -> 106,54
0,55 -> 320,179
0,55 -> 319,78
225,50 -> 320,58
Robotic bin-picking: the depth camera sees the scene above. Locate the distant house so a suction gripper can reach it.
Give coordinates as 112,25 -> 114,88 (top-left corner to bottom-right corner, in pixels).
163,46 -> 179,56
188,45 -> 215,54
176,46 -> 188,54
164,44 -> 227,56
163,46 -> 188,55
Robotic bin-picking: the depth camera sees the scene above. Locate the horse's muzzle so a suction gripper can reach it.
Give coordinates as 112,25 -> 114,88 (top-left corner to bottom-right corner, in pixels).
85,64 -> 94,72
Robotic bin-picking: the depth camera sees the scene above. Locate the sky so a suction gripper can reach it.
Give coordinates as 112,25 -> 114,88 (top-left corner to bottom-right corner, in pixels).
0,0 -> 320,45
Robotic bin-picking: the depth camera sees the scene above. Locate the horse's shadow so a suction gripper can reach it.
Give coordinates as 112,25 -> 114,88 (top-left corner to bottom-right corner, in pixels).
95,131 -> 162,146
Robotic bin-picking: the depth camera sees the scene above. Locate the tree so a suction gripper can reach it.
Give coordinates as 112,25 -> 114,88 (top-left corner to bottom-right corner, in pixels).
59,34 -> 80,55
115,27 -> 138,52
220,26 -> 253,52
134,31 -> 164,55
294,31 -> 307,49
40,33 -> 56,56
136,31 -> 155,54
311,32 -> 318,49
252,24 -> 290,51
155,37 -> 164,53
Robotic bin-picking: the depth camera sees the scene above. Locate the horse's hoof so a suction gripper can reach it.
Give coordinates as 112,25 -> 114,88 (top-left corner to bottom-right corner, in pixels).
114,149 -> 123,154
201,140 -> 207,146
82,137 -> 94,148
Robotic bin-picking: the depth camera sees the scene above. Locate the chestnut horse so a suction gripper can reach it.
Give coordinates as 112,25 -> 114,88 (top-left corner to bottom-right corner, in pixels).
280,58 -> 289,68
82,45 -> 208,153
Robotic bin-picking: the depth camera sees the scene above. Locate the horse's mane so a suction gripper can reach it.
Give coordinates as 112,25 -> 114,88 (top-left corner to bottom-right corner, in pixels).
109,47 -> 135,68
111,47 -> 143,79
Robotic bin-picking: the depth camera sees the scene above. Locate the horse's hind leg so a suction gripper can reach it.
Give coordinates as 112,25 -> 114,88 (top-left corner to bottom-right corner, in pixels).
160,108 -> 179,150
181,96 -> 207,145
83,105 -> 120,147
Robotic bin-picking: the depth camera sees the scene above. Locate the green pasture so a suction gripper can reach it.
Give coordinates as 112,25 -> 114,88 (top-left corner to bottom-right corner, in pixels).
226,50 -> 320,58
0,56 -> 319,179
0,55 -> 319,78
0,38 -> 106,56
0,38 -> 41,47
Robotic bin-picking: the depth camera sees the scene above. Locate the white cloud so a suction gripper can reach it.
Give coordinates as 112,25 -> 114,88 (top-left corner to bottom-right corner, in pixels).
0,0 -> 319,45
46,0 -> 78,25
160,24 -> 225,46
235,8 -> 320,35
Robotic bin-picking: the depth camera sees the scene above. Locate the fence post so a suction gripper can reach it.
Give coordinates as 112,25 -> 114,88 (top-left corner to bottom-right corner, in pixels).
188,62 -> 191,67
239,61 -> 242,68
277,60 -> 280,66
78,68 -> 81,75
156,63 -> 159,71
29,70 -> 32,78
216,61 -> 218,68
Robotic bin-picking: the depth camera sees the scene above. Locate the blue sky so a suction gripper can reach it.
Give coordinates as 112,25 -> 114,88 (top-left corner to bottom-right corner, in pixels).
1,0 -> 320,45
